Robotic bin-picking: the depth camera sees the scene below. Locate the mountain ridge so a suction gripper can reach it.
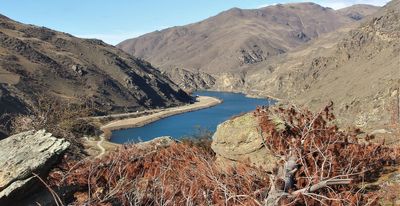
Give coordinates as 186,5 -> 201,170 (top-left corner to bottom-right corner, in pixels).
117,2 -> 379,74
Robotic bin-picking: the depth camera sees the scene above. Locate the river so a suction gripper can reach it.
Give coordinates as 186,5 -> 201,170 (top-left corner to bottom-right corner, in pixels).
110,91 -> 275,143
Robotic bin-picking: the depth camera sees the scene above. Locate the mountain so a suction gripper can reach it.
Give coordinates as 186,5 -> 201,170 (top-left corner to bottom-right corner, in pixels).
337,4 -> 380,20
0,14 -> 192,136
117,3 -> 377,74
119,1 -> 397,130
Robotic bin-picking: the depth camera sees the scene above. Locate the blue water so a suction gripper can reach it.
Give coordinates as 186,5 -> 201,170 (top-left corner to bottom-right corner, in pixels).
110,91 -> 275,144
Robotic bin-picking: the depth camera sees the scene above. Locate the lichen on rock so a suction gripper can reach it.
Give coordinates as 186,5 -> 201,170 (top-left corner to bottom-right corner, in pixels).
211,113 -> 278,171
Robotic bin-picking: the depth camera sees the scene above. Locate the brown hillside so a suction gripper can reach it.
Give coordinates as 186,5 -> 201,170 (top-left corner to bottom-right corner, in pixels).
294,0 -> 400,129
118,3 -> 367,73
0,14 -> 192,137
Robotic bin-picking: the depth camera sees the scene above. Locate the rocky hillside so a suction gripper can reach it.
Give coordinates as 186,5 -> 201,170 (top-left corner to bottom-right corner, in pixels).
118,3 -> 376,74
0,14 -> 192,133
241,0 -> 399,130
295,0 -> 400,129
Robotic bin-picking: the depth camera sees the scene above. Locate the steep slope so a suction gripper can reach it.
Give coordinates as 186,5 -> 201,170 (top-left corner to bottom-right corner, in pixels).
0,14 -> 192,123
240,0 -> 399,130
294,0 -> 400,129
118,3 -> 362,73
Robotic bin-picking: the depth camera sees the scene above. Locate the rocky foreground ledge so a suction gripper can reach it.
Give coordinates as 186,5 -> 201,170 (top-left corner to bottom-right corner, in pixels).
0,130 -> 70,203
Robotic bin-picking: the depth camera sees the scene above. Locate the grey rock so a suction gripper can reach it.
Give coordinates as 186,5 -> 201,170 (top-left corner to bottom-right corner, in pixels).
0,130 -> 70,200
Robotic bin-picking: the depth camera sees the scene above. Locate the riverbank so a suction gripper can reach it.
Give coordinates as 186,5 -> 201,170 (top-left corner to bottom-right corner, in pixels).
101,96 -> 222,134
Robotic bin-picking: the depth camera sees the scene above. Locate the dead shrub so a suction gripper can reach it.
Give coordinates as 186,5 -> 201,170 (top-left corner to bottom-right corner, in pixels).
254,103 -> 400,205
50,143 -> 269,205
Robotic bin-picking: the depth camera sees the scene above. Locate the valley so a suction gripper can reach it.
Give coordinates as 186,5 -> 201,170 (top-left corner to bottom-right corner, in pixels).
119,2 -> 399,132
0,1 -> 399,205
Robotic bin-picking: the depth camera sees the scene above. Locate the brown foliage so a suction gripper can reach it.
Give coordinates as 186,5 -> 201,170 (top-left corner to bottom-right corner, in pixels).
50,143 -> 269,205
48,103 -> 399,205
254,103 -> 400,205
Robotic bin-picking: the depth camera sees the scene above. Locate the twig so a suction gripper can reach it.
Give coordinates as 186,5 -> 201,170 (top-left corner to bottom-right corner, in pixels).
33,173 -> 64,206
292,178 -> 352,196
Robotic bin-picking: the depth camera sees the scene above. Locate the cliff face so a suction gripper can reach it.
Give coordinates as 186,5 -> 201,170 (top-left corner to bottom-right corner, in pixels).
118,3 -> 368,74
0,14 -> 192,124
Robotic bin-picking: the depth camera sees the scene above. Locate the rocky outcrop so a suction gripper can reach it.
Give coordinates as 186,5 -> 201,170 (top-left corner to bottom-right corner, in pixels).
0,130 -> 70,202
211,113 -> 278,171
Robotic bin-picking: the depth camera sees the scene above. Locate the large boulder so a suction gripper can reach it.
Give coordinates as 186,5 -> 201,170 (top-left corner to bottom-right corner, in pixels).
211,113 -> 278,171
0,130 -> 70,203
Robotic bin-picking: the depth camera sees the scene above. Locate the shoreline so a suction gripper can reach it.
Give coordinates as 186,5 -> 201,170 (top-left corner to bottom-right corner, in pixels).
101,96 -> 222,135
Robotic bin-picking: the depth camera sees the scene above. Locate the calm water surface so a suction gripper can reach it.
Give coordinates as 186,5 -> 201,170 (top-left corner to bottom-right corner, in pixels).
110,91 -> 275,144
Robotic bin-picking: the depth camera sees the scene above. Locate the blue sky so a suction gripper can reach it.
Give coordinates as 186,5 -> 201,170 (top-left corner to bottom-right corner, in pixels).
0,0 -> 389,45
